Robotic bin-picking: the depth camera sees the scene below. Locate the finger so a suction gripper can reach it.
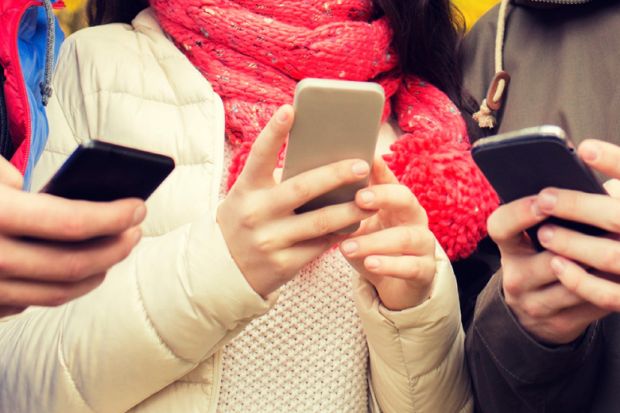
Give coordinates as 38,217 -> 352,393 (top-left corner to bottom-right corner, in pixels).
271,158 -> 369,213
0,189 -> 146,240
579,139 -> 620,179
538,224 -> 620,274
0,158 -> 23,189
487,196 -> 546,253
356,184 -> 426,226
501,251 -> 559,295
238,105 -> 294,187
549,303 -> 608,344
273,167 -> 283,184
0,306 -> 26,318
270,202 -> 375,247
516,282 -> 585,319
534,188 -> 620,234
554,256 -> 620,312
370,156 -> 399,186
603,179 -> 620,198
0,273 -> 106,308
340,226 -> 435,259
362,255 -> 436,281
0,228 -> 141,281
279,235 -> 338,273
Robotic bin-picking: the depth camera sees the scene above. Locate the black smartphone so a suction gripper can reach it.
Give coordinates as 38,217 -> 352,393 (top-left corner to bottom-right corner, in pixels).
41,140 -> 175,201
472,125 -> 608,250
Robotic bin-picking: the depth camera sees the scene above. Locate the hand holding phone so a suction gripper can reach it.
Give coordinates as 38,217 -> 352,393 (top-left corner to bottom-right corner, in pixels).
282,78 -> 385,232
475,136 -> 620,345
472,125 -> 608,250
218,105 -> 375,297
0,156 -> 146,316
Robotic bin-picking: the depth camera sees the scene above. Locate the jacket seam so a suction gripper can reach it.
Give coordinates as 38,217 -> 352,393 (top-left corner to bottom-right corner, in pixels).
407,331 -> 462,412
42,146 -> 215,168
133,252 -> 195,365
57,305 -> 97,413
474,324 -> 532,384
58,42 -> 84,146
80,89 -> 214,108
394,326 -> 417,412
410,327 -> 459,379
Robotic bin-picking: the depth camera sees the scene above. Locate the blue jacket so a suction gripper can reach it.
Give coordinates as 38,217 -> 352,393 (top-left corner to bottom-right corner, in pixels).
0,0 -> 63,187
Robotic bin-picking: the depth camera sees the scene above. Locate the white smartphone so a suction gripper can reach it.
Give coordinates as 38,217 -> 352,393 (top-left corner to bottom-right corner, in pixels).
281,78 -> 385,232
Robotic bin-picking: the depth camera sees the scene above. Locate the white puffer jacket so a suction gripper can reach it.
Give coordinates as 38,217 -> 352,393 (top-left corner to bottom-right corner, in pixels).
0,9 -> 472,413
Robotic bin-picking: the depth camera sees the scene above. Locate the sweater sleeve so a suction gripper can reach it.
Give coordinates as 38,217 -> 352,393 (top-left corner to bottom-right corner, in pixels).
356,243 -> 473,413
466,271 -> 603,413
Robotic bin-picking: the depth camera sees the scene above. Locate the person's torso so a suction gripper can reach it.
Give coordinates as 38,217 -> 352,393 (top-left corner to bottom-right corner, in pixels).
463,2 -> 620,411
464,0 -> 620,152
34,10 -> 369,413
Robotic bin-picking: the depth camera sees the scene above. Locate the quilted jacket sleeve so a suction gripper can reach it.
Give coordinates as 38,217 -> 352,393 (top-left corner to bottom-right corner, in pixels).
0,32 -> 278,413
356,243 -> 473,413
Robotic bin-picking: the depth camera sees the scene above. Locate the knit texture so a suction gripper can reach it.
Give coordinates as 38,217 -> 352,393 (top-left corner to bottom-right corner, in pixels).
216,143 -> 369,413
151,0 -> 498,259
150,0 -> 498,260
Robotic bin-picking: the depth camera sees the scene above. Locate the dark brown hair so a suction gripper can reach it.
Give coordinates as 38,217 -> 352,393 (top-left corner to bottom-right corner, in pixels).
87,0 -> 149,26
87,0 -> 464,102
375,0 -> 465,104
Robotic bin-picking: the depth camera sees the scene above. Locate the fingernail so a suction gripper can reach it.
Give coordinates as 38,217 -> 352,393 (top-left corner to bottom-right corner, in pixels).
359,190 -> 375,205
550,257 -> 565,275
341,241 -> 358,255
276,108 -> 289,123
131,227 -> 142,244
538,191 -> 557,212
538,226 -> 555,244
580,142 -> 600,162
133,205 -> 147,225
366,257 -> 381,270
531,199 -> 545,219
352,161 -> 369,176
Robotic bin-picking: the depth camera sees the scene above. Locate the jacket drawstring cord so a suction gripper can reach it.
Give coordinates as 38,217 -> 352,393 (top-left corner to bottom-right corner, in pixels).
473,0 -> 511,129
40,0 -> 55,106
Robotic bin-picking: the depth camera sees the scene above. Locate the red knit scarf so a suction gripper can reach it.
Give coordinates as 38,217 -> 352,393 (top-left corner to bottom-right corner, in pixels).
150,0 -> 499,260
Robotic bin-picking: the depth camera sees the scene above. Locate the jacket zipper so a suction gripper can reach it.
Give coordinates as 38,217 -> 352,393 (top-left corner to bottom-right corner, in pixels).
0,66 -> 15,160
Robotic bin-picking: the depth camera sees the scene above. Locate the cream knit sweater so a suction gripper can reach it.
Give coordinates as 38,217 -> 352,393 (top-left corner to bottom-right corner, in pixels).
217,144 -> 368,412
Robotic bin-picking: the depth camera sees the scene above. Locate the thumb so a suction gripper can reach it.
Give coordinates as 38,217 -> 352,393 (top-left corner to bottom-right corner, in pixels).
0,157 -> 24,189
238,105 -> 294,187
370,156 -> 398,186
604,179 -> 620,198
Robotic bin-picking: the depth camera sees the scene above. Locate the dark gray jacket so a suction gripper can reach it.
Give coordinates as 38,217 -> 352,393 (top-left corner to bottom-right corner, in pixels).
462,0 -> 620,412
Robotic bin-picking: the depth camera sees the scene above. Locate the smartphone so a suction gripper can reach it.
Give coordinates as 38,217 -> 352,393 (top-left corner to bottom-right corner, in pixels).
41,140 -> 175,202
281,78 -> 385,232
472,125 -> 608,250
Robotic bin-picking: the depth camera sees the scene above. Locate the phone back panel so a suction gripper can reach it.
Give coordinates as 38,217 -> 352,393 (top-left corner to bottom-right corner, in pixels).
472,126 -> 607,249
473,136 -> 604,204
282,79 -> 385,213
42,141 -> 175,201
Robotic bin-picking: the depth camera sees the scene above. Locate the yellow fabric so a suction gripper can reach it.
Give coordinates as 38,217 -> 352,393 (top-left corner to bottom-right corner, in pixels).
454,0 -> 499,29
61,0 -> 83,12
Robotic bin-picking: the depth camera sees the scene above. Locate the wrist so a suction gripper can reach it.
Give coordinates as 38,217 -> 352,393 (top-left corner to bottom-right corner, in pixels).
375,282 -> 433,311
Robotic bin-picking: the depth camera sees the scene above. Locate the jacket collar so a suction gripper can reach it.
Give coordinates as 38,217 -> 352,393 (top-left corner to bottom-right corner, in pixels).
132,8 -> 166,35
